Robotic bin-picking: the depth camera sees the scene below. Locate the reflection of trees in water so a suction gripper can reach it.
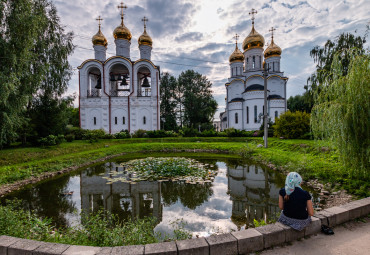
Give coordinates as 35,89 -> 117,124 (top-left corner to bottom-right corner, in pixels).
3,174 -> 77,228
161,181 -> 213,210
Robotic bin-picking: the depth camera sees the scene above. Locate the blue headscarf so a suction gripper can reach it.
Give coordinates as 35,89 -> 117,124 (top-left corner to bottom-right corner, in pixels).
285,172 -> 302,195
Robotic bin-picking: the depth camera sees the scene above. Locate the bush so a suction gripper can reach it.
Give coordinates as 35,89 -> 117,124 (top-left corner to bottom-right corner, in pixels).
67,127 -> 87,140
38,135 -> 64,147
179,127 -> 199,137
199,130 -> 217,137
65,134 -> 75,142
132,129 -> 147,138
273,111 -> 311,139
56,134 -> 65,144
224,128 -> 255,137
114,131 -> 129,139
82,129 -> 106,143
217,131 -> 227,137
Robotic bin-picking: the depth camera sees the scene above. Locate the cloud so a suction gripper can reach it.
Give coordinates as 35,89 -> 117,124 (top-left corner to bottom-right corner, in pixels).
175,32 -> 204,42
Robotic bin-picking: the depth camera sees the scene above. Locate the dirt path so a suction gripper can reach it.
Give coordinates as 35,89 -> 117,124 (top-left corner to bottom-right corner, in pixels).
259,217 -> 370,255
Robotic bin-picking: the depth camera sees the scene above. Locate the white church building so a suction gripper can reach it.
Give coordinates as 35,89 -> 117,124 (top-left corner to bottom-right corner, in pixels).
78,4 -> 160,134
220,10 -> 288,131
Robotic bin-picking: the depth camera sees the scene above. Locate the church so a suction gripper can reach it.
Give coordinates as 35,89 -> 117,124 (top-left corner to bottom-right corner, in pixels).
220,10 -> 288,131
78,3 -> 160,134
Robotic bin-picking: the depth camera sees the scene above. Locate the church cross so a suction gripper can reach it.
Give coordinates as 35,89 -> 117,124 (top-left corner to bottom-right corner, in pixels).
249,8 -> 257,24
233,34 -> 239,45
96,16 -> 103,30
142,16 -> 148,29
269,27 -> 276,39
117,2 -> 127,24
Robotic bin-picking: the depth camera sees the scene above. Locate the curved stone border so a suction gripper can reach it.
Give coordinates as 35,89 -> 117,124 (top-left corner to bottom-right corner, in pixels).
0,197 -> 369,255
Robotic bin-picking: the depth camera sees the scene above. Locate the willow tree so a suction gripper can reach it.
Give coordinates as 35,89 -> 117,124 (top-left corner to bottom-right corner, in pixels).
311,50 -> 369,179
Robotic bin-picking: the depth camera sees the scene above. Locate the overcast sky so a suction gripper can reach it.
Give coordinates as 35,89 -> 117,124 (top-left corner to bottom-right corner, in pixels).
53,0 -> 370,119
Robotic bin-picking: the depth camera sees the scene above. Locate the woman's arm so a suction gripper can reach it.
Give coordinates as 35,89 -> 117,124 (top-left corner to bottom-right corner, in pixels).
279,195 -> 284,210
307,200 -> 314,216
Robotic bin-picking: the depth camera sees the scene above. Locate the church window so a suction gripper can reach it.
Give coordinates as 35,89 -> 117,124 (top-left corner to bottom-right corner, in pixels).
254,106 -> 257,123
235,113 -> 238,124
143,116 -> 146,125
93,117 -> 96,125
259,56 -> 261,68
253,56 -> 255,69
246,107 -> 249,124
275,111 -> 278,118
122,117 -> 125,125
115,117 -> 117,125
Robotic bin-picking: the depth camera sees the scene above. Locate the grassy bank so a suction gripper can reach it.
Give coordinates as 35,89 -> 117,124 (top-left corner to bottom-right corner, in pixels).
0,137 -> 368,197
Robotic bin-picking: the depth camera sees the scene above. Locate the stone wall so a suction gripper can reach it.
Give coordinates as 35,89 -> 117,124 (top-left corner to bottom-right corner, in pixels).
0,197 -> 369,255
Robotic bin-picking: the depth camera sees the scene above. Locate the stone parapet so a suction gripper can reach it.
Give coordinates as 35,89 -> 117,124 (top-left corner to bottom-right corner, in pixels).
0,197 -> 368,255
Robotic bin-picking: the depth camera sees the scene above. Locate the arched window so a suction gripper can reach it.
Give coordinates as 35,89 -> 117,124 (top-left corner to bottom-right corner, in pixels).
143,116 -> 146,125
246,107 -> 249,124
275,111 -> 278,118
93,117 -> 96,125
254,105 -> 257,123
122,117 -> 125,125
235,113 -> 238,124
115,117 -> 117,125
259,56 -> 261,68
253,56 -> 255,69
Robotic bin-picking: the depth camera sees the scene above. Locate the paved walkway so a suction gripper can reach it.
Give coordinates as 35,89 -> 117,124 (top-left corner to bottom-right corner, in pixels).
259,217 -> 370,255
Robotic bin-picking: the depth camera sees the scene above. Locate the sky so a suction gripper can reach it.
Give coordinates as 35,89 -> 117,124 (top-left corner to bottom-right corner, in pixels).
52,0 -> 370,119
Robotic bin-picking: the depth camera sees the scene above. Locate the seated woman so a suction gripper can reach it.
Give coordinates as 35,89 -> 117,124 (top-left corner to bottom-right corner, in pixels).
278,172 -> 314,231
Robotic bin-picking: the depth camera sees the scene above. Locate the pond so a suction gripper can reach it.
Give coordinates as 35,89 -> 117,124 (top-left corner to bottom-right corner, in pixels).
1,154 -> 316,237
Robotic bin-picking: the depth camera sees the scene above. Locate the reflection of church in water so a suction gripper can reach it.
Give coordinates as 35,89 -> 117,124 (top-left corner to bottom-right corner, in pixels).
227,164 -> 280,230
80,162 -> 162,223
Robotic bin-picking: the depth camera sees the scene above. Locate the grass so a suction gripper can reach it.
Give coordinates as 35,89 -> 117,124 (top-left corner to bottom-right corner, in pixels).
0,137 -> 368,197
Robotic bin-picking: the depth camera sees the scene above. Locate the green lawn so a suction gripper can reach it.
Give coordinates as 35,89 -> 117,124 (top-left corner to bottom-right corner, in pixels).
0,137 -> 368,197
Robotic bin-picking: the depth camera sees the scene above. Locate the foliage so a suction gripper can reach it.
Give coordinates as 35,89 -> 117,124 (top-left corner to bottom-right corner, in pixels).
38,135 -> 64,147
311,50 -> 370,179
132,129 -> 148,138
67,127 -> 87,140
287,94 -> 312,113
160,73 -> 178,131
199,130 -> 217,137
0,0 -> 74,147
0,201 -> 191,246
65,134 -> 75,142
114,130 -> 130,139
178,70 -> 218,129
224,128 -> 255,137
239,143 -> 256,158
146,130 -> 177,138
179,127 -> 199,137
273,111 -> 311,139
253,218 -> 267,227
82,129 -> 106,143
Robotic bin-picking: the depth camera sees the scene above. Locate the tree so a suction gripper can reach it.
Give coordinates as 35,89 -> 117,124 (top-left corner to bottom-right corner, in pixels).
273,111 -> 311,139
287,94 -> 311,113
160,73 -> 178,131
177,70 -> 218,129
311,50 -> 369,179
0,0 -> 74,147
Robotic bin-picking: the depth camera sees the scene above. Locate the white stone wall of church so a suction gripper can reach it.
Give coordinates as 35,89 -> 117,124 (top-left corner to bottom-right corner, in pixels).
244,48 -> 264,71
93,45 -> 106,62
269,99 -> 285,123
230,62 -> 244,77
245,75 -> 263,87
227,81 -> 244,101
228,102 -> 243,130
265,56 -> 281,73
115,39 -> 131,58
139,45 -> 152,60
267,77 -> 284,97
244,96 -> 264,131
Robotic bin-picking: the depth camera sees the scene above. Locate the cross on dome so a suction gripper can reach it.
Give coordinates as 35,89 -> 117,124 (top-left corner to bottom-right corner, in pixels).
249,8 -> 257,24
96,16 -> 103,30
142,16 -> 148,29
233,34 -> 240,45
269,27 -> 276,39
117,2 -> 127,25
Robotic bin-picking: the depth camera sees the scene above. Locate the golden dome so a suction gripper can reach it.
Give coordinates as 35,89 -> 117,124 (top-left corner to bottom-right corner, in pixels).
92,28 -> 108,47
138,28 -> 152,47
242,24 -> 265,51
113,24 -> 132,41
264,37 -> 282,58
229,44 -> 244,63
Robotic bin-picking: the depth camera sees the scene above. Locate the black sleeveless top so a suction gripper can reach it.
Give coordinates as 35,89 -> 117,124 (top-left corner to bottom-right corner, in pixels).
279,187 -> 311,219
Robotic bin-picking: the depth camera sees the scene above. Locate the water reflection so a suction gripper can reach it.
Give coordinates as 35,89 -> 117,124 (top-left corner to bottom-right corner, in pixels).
2,157 -> 286,236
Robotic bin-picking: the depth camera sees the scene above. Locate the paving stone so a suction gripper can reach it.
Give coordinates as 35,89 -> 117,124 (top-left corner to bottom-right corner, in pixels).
325,206 -> 349,225
231,228 -> 263,254
0,236 -> 22,255
8,239 -> 42,255
340,201 -> 363,220
275,222 -> 304,242
97,247 -> 113,254
33,243 -> 70,255
314,212 -> 329,226
111,245 -> 144,255
61,245 -> 101,255
205,233 -> 237,255
255,224 -> 285,249
144,242 -> 177,255
176,238 -> 209,255
304,216 -> 321,237
316,209 -> 337,227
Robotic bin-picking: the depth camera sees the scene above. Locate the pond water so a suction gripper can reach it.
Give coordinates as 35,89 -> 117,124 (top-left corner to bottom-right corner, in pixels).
2,155 -> 316,237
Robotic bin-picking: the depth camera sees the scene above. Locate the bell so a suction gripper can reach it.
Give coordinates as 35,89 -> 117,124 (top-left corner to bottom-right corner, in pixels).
121,77 -> 128,85
141,77 -> 150,87
117,74 -> 123,81
95,77 -> 102,89
110,74 -> 116,81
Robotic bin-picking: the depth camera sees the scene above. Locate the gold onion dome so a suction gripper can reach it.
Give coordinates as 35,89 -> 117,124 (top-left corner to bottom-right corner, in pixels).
242,24 -> 265,51
264,37 -> 282,58
92,28 -> 108,47
229,44 -> 244,63
113,22 -> 132,41
138,27 -> 152,47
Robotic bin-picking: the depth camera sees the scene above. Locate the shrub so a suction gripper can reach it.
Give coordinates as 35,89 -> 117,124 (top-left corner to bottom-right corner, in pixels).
56,134 -> 65,144
199,130 -> 217,137
132,129 -> 147,138
114,131 -> 128,139
67,127 -> 87,140
179,127 -> 199,137
38,135 -> 61,147
83,129 -> 106,143
65,134 -> 75,142
273,111 -> 311,139
217,131 -> 227,137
